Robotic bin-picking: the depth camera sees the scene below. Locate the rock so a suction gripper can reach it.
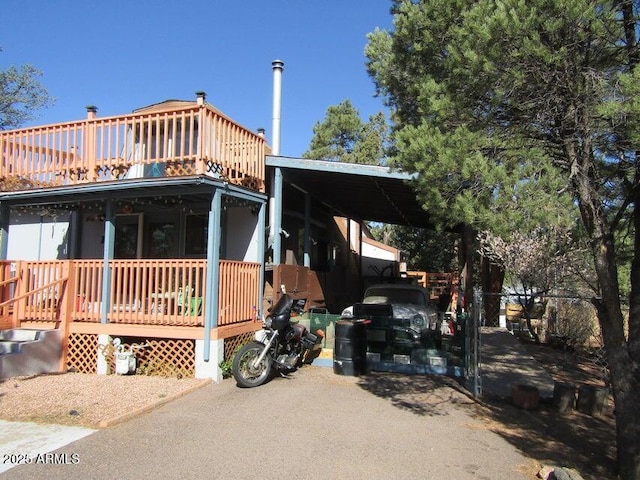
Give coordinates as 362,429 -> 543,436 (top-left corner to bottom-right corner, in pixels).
553,466 -> 585,480
538,465 -> 555,479
537,465 -> 585,480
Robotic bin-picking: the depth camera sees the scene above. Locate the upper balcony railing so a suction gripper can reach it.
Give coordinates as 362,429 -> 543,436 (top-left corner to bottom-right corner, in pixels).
0,99 -> 266,192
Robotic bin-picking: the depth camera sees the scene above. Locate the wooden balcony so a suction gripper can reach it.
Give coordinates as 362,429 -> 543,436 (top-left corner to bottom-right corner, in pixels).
0,259 -> 261,340
0,100 -> 266,192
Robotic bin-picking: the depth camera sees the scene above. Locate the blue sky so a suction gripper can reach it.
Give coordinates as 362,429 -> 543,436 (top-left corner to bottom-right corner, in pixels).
1,0 -> 394,158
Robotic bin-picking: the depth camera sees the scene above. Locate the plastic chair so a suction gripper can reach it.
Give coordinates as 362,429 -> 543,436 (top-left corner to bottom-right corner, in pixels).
177,286 -> 201,316
177,286 -> 191,314
189,297 -> 202,316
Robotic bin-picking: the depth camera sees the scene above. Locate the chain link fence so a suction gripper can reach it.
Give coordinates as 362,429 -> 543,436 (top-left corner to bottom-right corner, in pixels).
476,291 -> 612,389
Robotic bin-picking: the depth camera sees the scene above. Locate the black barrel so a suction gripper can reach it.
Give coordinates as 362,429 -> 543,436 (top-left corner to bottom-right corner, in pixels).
333,320 -> 368,376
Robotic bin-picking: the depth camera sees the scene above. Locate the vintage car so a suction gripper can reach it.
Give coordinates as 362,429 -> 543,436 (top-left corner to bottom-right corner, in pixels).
340,283 -> 440,335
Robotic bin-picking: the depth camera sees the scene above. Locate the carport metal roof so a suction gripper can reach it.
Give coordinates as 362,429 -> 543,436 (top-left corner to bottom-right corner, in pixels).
266,156 -> 434,228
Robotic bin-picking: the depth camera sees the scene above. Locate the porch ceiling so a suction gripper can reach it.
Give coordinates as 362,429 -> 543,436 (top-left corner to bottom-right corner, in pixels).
0,176 -> 267,209
266,156 -> 441,229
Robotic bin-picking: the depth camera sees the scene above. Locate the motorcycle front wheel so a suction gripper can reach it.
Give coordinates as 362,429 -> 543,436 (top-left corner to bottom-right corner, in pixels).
232,341 -> 272,388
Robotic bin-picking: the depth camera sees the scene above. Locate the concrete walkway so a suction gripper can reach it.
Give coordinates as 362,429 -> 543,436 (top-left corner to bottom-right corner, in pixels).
479,327 -> 555,399
0,421 -> 94,474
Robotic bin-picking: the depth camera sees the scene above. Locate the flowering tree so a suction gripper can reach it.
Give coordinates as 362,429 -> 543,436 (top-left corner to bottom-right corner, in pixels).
478,228 -> 578,342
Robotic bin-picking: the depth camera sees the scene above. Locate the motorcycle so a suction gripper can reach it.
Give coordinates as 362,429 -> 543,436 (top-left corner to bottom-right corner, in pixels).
232,294 -> 323,388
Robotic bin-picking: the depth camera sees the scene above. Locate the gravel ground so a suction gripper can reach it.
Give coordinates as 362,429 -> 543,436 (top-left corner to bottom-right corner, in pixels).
0,373 -> 210,427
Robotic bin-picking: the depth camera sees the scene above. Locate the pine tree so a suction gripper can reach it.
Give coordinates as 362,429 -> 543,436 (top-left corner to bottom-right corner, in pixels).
303,100 -> 387,165
366,1 -> 640,477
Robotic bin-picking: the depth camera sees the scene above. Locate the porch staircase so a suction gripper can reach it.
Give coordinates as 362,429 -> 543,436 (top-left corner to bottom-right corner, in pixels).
0,329 -> 62,380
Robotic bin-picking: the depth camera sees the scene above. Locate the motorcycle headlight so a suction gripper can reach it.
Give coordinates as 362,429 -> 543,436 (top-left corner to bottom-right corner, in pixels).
264,316 -> 273,328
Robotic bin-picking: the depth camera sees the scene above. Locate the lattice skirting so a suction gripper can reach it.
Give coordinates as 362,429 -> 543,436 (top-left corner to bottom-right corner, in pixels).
224,331 -> 255,361
67,333 -> 99,373
67,334 -> 195,378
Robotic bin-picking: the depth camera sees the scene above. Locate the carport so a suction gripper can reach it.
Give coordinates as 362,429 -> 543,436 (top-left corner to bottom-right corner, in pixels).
266,155 -> 444,273
266,155 -> 437,230
265,155 -> 479,389
265,155 -> 468,294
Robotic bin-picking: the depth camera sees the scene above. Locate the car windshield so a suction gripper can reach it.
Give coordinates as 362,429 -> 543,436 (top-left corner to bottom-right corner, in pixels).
363,288 -> 426,306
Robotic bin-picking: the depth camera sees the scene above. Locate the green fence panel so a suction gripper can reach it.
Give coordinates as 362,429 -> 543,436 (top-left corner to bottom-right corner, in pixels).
309,308 -> 341,349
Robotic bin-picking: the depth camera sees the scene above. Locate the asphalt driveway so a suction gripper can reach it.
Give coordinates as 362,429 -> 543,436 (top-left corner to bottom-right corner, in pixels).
0,366 -> 533,480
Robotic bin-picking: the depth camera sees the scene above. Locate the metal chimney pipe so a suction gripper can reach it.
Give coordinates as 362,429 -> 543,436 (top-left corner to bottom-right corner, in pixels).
195,91 -> 207,105
269,60 -> 284,265
271,60 -> 284,156
86,105 -> 97,119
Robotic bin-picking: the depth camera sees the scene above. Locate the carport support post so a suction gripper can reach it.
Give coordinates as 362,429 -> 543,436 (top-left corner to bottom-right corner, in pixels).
272,167 -> 283,265
100,199 -> 115,324
346,216 -> 352,300
258,202 -> 266,316
198,188 -> 223,381
303,193 -> 311,267
358,220 -> 363,293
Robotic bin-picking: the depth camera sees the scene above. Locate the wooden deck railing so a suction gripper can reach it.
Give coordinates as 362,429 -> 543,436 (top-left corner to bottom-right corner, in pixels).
0,261 -> 18,329
0,104 -> 265,191
76,259 -> 208,326
217,260 -> 261,326
0,259 -> 260,330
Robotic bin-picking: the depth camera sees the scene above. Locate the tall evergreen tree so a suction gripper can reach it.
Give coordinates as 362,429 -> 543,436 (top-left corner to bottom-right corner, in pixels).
303,100 -> 387,165
366,1 -> 640,477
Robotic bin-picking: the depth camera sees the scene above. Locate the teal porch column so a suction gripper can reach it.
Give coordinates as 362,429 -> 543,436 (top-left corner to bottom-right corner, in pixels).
100,199 -> 115,324
203,188 -> 222,362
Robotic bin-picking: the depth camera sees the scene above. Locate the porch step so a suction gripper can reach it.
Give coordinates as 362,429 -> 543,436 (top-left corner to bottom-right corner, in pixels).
0,340 -> 25,354
0,329 -> 62,380
0,329 -> 40,342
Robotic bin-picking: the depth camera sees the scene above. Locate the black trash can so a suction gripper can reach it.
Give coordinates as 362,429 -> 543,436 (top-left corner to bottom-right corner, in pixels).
333,319 -> 368,376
